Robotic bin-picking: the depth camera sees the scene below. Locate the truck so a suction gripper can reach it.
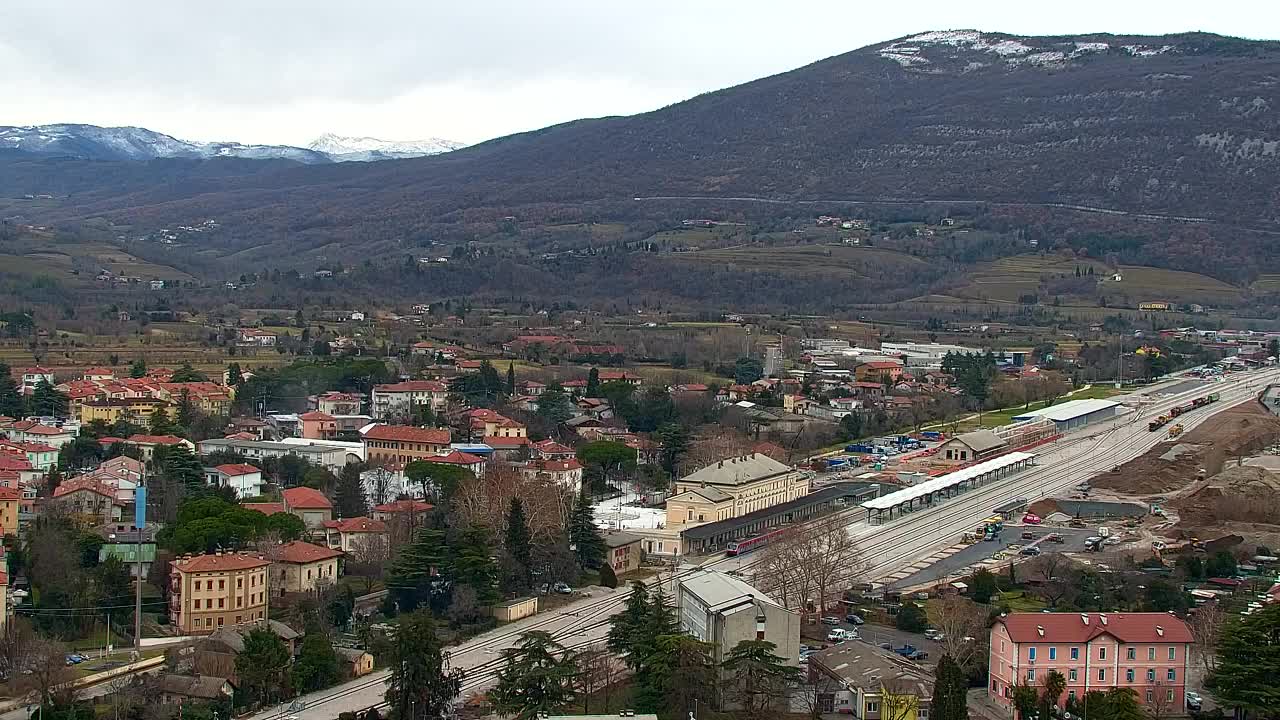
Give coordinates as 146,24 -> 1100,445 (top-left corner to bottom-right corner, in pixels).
893,644 -> 929,660
846,443 -> 875,454
920,431 -> 943,441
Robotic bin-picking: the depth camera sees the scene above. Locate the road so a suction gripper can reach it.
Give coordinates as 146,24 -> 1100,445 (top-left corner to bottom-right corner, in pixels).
230,369 -> 1278,720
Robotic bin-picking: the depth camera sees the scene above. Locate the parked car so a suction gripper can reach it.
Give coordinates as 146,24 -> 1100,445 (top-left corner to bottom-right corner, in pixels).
828,628 -> 856,642
923,629 -> 944,641
553,582 -> 573,594
1021,531 -> 1036,540
1023,513 -> 1043,525
1020,546 -> 1043,556
1185,692 -> 1202,711
1046,533 -> 1065,543
821,616 -> 840,625
845,613 -> 865,625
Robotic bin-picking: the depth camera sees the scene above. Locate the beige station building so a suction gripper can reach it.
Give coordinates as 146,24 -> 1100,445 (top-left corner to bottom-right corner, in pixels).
169,552 -> 271,634
665,453 -> 810,526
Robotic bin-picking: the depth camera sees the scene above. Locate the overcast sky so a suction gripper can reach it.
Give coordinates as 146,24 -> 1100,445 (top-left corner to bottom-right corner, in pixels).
2,1 -> 1276,147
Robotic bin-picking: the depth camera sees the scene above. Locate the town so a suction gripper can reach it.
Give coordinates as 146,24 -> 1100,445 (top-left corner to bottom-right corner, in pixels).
0,312 -> 1278,720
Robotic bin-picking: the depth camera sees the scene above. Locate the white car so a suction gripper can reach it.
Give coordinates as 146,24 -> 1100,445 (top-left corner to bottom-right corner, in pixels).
827,628 -> 856,642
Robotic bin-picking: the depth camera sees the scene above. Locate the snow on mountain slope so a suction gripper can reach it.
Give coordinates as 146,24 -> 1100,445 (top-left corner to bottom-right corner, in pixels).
307,133 -> 466,161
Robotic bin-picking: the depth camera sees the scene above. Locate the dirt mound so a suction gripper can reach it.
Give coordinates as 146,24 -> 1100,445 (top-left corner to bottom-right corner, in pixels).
1090,400 -> 1280,496
1170,465 -> 1280,527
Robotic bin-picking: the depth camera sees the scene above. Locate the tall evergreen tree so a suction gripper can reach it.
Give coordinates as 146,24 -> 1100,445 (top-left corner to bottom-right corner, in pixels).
505,498 -> 533,579
535,382 -> 574,424
0,363 -> 23,418
129,359 -> 147,378
235,628 -> 291,706
721,640 -> 804,720
387,527 -> 449,611
225,362 -> 244,387
607,581 -> 650,669
1207,603 -> 1280,716
585,367 -> 601,397
162,444 -> 205,491
385,610 -> 464,720
451,527 -> 501,608
655,422 -> 691,475
30,379 -> 68,418
149,406 -> 178,436
640,634 -> 716,719
568,488 -> 605,569
506,362 -> 516,396
291,617 -> 340,692
931,655 -> 970,720
479,360 -> 502,400
334,462 -> 369,518
489,631 -> 580,720
175,388 -> 196,431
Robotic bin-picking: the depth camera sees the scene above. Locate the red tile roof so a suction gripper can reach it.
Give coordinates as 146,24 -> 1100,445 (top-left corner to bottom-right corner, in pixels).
363,424 -> 450,445
425,450 -> 486,466
172,552 -> 271,573
16,424 -> 66,436
242,502 -> 287,516
298,411 -> 335,421
324,517 -> 388,533
282,486 -> 332,510
214,463 -> 261,477
0,455 -> 33,471
0,486 -> 20,500
482,435 -> 530,448
532,439 -> 575,455
860,361 -> 902,370
53,477 -> 117,500
276,540 -> 343,564
373,499 -> 433,514
533,458 -> 583,472
996,612 -> 1193,644
126,434 -> 186,445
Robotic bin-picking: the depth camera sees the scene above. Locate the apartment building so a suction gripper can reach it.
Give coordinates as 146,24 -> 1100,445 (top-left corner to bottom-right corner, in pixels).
169,552 -> 271,634
79,398 -> 171,427
361,424 -> 451,466
676,569 -> 800,677
271,541 -> 342,595
988,612 -> 1194,713
370,381 -> 449,420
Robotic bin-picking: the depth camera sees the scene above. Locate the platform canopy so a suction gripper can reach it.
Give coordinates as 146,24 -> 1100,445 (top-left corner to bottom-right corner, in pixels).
860,452 -> 1036,511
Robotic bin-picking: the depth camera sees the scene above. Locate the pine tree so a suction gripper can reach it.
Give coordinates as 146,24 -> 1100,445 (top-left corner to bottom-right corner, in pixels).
0,363 -> 23,418
607,581 -> 650,669
639,634 -> 716,719
149,407 -> 176,436
585,367 -> 600,397
721,640 -> 804,720
633,586 -> 679,669
505,498 -> 533,579
162,444 -> 205,492
334,463 -> 368,518
506,362 -> 516,396
489,631 -> 580,720
535,382 -> 574,424
931,655 -> 970,720
568,488 -> 605,569
1207,603 -> 1280,716
129,359 -> 147,378
175,388 -> 196,431
225,362 -> 244,386
451,527 -> 501,608
384,610 -> 463,720
30,379 -> 68,418
387,527 -> 449,611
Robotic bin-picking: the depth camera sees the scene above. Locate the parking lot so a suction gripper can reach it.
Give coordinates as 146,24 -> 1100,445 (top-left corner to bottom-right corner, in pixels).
889,526 -> 1097,589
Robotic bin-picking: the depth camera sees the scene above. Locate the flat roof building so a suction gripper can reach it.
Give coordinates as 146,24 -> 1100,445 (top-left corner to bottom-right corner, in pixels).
676,569 -> 800,675
1011,398 -> 1121,431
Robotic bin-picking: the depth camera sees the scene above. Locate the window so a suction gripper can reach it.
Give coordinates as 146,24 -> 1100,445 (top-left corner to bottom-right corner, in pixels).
1099,647 -> 1107,660
1069,670 -> 1077,682
1146,690 -> 1153,703
1169,647 -> 1176,661
1068,691 -> 1076,702
867,703 -> 879,714
218,579 -> 225,590
194,580 -> 201,591
1098,669 -> 1105,682
1126,669 -> 1134,682
218,598 -> 224,609
1167,690 -> 1174,702
1167,669 -> 1176,682
236,615 -> 241,624
1070,647 -> 1079,660
1049,647 -> 1057,660
217,617 -> 224,627
237,578 -> 243,589
236,597 -> 242,608
1026,669 -> 1035,682
1029,647 -> 1037,661
205,618 -> 212,628
1126,647 -> 1136,660
1148,647 -> 1156,661
1001,640 -> 1006,653
1147,670 -> 1155,682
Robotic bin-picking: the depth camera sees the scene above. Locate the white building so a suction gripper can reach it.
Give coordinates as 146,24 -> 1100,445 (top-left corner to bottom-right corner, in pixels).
204,463 -> 265,499
676,569 -> 801,669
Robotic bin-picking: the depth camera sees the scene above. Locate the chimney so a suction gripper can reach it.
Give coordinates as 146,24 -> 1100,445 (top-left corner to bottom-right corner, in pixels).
1156,626 -> 1165,637
1081,614 -> 1089,625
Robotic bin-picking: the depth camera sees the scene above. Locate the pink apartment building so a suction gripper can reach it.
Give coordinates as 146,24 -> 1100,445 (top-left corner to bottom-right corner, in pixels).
989,612 -> 1194,714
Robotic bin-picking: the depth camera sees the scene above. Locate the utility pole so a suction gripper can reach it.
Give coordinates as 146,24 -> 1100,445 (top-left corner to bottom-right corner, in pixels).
134,467 -> 147,654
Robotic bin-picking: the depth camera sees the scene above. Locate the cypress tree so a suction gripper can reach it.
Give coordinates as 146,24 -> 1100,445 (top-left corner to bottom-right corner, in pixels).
506,362 -> 516,396
505,498 -> 533,574
931,655 -> 970,720
568,488 -> 605,569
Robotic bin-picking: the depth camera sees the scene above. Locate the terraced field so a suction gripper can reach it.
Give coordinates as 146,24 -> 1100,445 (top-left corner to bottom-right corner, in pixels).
674,244 -> 926,275
957,254 -> 1242,306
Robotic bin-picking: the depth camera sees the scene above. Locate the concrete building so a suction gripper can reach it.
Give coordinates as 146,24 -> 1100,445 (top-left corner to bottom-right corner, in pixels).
169,552 -> 271,634
880,341 -> 982,369
666,453 -> 809,527
937,430 -> 1007,464
1011,399 -> 1121,432
0,486 -> 18,537
322,516 -> 389,552
370,380 -> 449,420
204,463 -> 265,499
808,643 -> 934,718
361,424 -> 451,466
271,541 -> 342,595
989,612 -> 1193,714
676,569 -> 800,672
603,531 -> 644,575
197,438 -> 358,472
281,486 -> 334,528
79,398 -> 170,426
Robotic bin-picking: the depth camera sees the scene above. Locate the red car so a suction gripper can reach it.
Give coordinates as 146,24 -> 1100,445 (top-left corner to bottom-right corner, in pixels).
1022,513 -> 1043,525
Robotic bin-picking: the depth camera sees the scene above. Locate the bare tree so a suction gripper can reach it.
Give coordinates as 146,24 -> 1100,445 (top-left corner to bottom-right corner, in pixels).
1146,681 -> 1175,720
21,636 -> 75,708
881,676 -> 927,720
0,617 -> 36,682
1188,602 -> 1226,674
795,513 -> 870,614
574,645 -> 621,714
930,596 -> 989,669
799,671 -> 845,720
347,532 -> 392,593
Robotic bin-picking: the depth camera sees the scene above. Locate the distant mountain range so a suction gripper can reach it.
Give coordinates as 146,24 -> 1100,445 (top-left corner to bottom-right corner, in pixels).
0,124 -> 465,163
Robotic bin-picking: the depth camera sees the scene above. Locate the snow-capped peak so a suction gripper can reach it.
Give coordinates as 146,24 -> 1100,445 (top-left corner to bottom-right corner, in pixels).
307,133 -> 465,161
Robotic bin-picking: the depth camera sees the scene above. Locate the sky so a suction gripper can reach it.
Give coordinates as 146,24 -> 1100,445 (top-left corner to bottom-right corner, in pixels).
2,1 -> 1277,148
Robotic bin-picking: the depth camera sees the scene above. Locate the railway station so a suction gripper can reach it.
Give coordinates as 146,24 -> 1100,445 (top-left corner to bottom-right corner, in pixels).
679,481 -> 881,555
860,451 -> 1037,524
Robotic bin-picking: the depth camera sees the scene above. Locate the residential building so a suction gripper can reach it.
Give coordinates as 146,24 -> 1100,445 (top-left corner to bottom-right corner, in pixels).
362,424 -> 451,466
5,421 -> 75,449
298,411 -> 339,440
482,434 -> 531,460
52,478 -> 124,522
676,569 -> 800,672
520,458 -> 584,492
370,380 -> 449,420
322,516 -> 389,552
205,464 -> 265,499
531,439 -> 575,460
1139,302 -> 1173,312
0,439 -> 58,471
665,453 -> 810,527
156,675 -> 234,705
0,486 -> 18,537
237,328 -> 277,346
937,430 -> 1008,464
422,450 -> 487,478
17,366 -> 54,394
311,391 -> 363,416
809,644 -> 935,718
197,438 -> 358,472
371,499 -> 433,523
82,367 -> 116,382
603,531 -> 643,574
462,409 -> 527,440
97,524 -> 157,578
0,454 -> 41,487
988,612 -> 1194,713
79,398 -> 171,426
855,360 -> 905,384
126,434 -> 194,462
337,648 -> 375,679
271,541 -> 342,595
169,552 -> 271,634
281,486 -> 334,528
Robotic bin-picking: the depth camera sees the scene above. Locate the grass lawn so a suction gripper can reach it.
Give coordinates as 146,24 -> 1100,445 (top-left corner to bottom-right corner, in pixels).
999,590 -> 1047,612
954,384 -> 1127,430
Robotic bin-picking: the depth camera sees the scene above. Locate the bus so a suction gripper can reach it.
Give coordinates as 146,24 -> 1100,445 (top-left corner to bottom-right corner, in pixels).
725,526 -> 789,556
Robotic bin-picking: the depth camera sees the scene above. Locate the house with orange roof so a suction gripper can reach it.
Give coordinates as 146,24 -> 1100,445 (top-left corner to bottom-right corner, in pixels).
311,391 -> 363,416
16,366 -> 54,394
5,420 -> 75,449
597,369 -> 643,386
371,499 -> 433,523
241,501 -> 287,517
298,411 -> 339,440
0,439 -> 58,471
421,450 -> 486,478
82,367 -> 116,382
205,464 -> 264,499
361,424 -> 451,466
271,541 -> 342,595
0,485 -> 19,537
52,477 -> 124,522
125,434 -> 195,461
371,380 -> 449,420
0,454 -> 41,487
281,486 -> 333,528
322,516 -> 389,552
79,397 -> 171,427
169,551 -> 271,633
519,458 -> 584,491
531,439 -> 576,460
